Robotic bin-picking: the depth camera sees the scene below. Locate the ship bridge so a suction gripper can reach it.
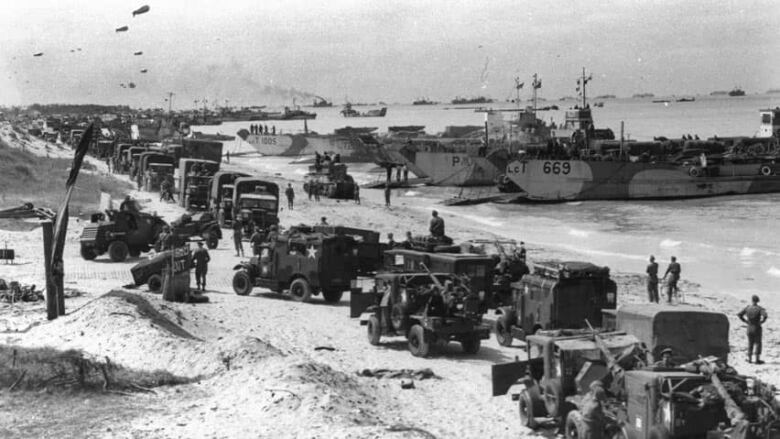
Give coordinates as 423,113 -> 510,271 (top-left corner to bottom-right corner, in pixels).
757,107 -> 780,138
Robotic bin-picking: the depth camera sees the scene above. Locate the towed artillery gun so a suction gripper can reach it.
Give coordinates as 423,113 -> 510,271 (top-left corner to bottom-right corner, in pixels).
492,308 -> 779,439
494,261 -> 617,346
232,225 -> 358,303
358,267 -> 490,357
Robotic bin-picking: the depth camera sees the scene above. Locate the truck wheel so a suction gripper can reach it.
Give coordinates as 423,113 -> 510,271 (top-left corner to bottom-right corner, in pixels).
108,241 -> 129,262
204,232 -> 218,249
232,270 -> 253,296
461,336 -> 481,355
564,410 -> 585,439
322,289 -> 343,303
128,247 -> 141,258
147,274 -> 162,293
289,278 -> 312,302
407,324 -> 430,357
518,390 -> 538,429
80,246 -> 97,261
495,313 -> 514,347
367,315 -> 381,345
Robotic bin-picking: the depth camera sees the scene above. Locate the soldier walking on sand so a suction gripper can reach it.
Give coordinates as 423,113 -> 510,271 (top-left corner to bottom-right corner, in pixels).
285,183 -> 295,210
646,255 -> 659,303
192,241 -> 210,291
232,217 -> 244,257
663,256 -> 681,302
738,295 -> 768,364
249,226 -> 264,256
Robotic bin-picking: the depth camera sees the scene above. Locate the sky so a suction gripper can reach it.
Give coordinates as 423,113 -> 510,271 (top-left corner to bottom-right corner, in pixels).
1,0 -> 778,109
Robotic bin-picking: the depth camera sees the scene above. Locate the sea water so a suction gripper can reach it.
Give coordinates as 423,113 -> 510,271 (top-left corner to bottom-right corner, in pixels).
195,94 -> 780,306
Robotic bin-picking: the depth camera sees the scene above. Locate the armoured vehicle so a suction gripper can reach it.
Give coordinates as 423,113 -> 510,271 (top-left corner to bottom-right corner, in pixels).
358,272 -> 490,357
79,210 -> 166,262
231,225 -> 358,303
178,158 -> 219,210
302,163 -> 357,199
208,171 -> 248,227
494,261 -> 617,346
603,303 -> 730,364
232,177 -> 279,238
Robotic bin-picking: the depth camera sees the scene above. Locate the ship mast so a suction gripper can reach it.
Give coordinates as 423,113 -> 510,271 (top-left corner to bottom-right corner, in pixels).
532,73 -> 541,116
578,67 -> 592,108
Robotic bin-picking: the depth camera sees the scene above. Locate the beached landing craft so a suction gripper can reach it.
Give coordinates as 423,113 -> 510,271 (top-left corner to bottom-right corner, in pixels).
235,128 -> 381,163
503,86 -> 780,201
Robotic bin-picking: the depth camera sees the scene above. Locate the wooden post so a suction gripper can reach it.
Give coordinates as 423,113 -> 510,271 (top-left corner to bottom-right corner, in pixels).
41,220 -> 57,320
56,258 -> 65,316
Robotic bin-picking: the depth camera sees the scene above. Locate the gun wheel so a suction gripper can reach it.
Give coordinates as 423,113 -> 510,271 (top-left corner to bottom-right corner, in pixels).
367,315 -> 381,345
407,324 -> 430,357
518,390 -> 538,429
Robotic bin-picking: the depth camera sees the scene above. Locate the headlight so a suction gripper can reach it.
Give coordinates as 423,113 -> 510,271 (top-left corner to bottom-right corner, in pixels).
661,401 -> 671,427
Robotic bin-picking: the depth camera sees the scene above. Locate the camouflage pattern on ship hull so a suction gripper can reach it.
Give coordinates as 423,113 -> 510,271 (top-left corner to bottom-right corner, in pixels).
237,133 -> 377,162
505,159 -> 780,200
380,148 -> 513,187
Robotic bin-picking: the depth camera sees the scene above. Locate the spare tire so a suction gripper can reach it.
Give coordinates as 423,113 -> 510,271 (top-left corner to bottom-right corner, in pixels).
147,274 -> 162,293
760,165 -> 772,176
689,167 -> 701,177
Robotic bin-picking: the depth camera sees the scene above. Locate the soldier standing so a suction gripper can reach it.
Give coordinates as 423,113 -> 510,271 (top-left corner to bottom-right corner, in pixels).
232,217 -> 244,257
653,348 -> 676,368
737,295 -> 768,364
314,180 -> 321,202
192,241 -> 210,291
402,231 -> 414,249
155,225 -> 172,252
249,226 -> 264,256
285,183 -> 295,210
384,183 -> 391,207
387,233 -> 397,248
646,255 -> 659,303
354,184 -> 360,204
429,210 -> 445,239
517,241 -> 527,263
266,224 -> 279,243
663,256 -> 681,302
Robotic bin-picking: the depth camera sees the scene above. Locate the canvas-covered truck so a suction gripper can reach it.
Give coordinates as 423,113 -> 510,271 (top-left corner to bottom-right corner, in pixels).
494,261 -> 617,346
358,272 -> 490,357
232,178 -> 279,238
79,210 -> 166,262
603,303 -> 730,364
138,152 -> 176,191
232,226 -> 358,303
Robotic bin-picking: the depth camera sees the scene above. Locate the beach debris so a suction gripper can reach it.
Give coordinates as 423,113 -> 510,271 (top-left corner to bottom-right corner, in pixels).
0,203 -> 55,220
357,368 -> 439,380
0,280 -> 43,303
132,5 -> 150,17
314,346 -> 336,351
134,51 -> 143,56
128,82 -> 136,89
115,26 -> 129,33
400,379 -> 415,389
140,69 -> 147,73
33,52 -> 43,57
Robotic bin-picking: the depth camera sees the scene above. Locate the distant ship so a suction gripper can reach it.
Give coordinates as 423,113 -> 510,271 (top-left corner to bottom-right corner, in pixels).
632,93 -> 655,98
710,91 -> 729,96
311,96 -> 333,107
340,103 -> 387,118
729,87 -> 746,97
412,98 -> 438,105
676,97 -> 696,102
451,96 -> 494,105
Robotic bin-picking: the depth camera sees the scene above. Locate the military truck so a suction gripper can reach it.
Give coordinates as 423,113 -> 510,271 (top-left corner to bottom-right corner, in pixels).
603,304 -> 730,364
208,171 -> 248,227
302,163 -> 357,199
358,272 -> 491,357
314,225 -> 384,275
494,261 -> 617,346
178,158 -> 219,210
232,177 -> 280,238
460,239 -> 529,306
231,225 -> 358,303
138,152 -> 176,191
79,210 -> 166,262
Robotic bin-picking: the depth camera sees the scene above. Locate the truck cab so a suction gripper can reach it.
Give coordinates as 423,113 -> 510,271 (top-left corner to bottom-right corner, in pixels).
232,226 -> 358,303
494,260 -> 617,346
207,171 -> 248,227
232,178 -> 279,238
